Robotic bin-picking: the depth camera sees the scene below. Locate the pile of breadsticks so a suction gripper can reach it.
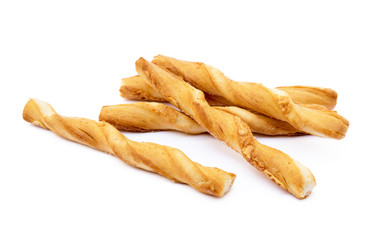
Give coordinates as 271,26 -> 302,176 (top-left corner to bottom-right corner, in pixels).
23,55 -> 349,199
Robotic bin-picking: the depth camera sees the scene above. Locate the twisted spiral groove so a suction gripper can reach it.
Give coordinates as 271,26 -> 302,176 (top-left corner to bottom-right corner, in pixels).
151,55 -> 349,139
99,102 -> 302,136
136,58 -> 316,199
23,99 -> 236,197
120,75 -> 338,109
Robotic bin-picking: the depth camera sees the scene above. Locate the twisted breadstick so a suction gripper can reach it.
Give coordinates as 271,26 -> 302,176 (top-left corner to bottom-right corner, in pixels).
99,102 -> 205,134
136,58 -> 316,199
99,102 -> 301,136
151,55 -> 349,139
22,98 -> 236,197
120,75 -> 338,109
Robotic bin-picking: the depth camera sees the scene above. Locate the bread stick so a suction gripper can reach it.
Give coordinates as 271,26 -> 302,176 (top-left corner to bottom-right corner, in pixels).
120,75 -> 338,109
151,55 -> 349,139
99,102 -> 301,136
136,58 -> 316,199
22,98 -> 236,197
99,102 -> 205,134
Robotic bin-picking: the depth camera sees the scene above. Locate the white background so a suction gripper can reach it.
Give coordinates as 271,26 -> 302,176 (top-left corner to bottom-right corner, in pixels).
1,0 -> 378,239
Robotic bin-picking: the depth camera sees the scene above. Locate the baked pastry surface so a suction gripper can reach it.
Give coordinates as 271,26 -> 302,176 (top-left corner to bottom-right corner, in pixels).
151,55 -> 348,139
136,58 -> 316,199
23,98 -> 236,197
120,75 -> 338,109
100,102 -> 302,136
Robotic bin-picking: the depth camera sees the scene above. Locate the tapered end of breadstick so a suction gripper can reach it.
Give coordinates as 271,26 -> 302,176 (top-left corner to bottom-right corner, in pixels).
277,86 -> 338,110
253,140 -> 316,199
23,98 -> 55,129
265,159 -> 316,199
200,167 -> 236,197
219,171 -> 236,197
292,161 -> 316,199
295,105 -> 350,139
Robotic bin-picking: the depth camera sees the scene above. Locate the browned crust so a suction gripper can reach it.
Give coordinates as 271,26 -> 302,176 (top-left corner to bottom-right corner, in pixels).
135,58 -> 316,199
99,102 -> 205,134
99,102 -> 303,136
23,98 -> 236,197
120,76 -> 167,102
119,75 -> 338,109
151,55 -> 349,139
277,85 -> 337,110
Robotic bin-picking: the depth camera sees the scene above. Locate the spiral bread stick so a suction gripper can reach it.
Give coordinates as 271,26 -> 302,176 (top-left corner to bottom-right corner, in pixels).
100,102 -> 301,136
99,102 -> 205,134
22,98 -> 236,197
136,58 -> 316,199
120,75 -> 338,109
151,55 -> 349,139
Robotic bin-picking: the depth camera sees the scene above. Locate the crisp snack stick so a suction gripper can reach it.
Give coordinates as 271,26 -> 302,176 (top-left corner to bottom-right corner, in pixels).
151,55 -> 349,139
136,58 -> 316,199
22,98 -> 236,197
99,102 -> 205,134
120,75 -> 338,109
100,102 -> 301,135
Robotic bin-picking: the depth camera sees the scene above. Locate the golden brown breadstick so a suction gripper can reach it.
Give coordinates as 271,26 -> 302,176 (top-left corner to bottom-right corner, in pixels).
99,102 -> 301,136
151,55 -> 349,139
99,102 -> 205,134
22,98 -> 236,197
136,58 -> 316,199
120,75 -> 338,109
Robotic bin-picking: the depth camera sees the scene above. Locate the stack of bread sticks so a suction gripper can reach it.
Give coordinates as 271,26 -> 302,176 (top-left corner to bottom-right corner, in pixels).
23,55 -> 349,199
